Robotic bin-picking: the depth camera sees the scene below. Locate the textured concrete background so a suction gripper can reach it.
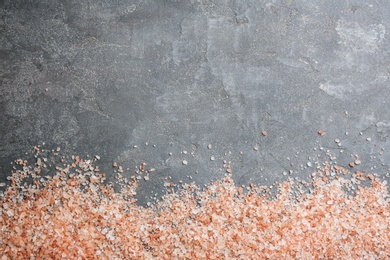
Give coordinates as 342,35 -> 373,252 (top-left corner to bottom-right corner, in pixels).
1,0 -> 390,204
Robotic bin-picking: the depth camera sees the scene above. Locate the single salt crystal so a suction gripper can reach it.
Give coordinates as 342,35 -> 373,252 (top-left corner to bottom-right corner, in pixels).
306,162 -> 312,167
182,151 -> 188,155
101,228 -> 108,235
355,159 -> 361,165
210,156 -> 215,161
106,230 -> 115,241
95,155 -> 100,160
182,160 -> 188,165
0,183 -> 5,187
6,209 -> 14,217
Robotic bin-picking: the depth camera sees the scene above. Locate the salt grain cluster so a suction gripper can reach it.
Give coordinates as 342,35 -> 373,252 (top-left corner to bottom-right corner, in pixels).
0,157 -> 390,259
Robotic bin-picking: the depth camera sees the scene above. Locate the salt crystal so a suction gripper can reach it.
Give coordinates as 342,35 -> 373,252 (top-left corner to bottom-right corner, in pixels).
6,210 -> 14,217
355,159 -> 361,165
182,160 -> 188,165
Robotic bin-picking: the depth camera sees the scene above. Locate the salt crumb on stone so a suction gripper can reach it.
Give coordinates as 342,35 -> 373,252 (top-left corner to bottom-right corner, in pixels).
318,130 -> 326,136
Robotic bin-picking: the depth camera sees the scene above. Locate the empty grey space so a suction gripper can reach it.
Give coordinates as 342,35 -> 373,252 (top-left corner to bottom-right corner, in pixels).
1,0 -> 390,205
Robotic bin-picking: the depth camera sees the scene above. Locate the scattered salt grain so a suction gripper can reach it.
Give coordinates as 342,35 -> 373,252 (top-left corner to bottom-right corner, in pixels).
355,159 -> 361,165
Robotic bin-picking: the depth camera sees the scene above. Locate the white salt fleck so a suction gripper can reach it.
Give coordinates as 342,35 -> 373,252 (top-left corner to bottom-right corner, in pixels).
6,210 -> 14,217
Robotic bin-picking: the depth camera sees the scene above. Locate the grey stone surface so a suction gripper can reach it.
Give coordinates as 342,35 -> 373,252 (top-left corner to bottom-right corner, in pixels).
1,0 -> 390,204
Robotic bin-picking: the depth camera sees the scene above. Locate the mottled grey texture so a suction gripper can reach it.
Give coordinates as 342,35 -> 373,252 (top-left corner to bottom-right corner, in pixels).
1,0 -> 390,204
